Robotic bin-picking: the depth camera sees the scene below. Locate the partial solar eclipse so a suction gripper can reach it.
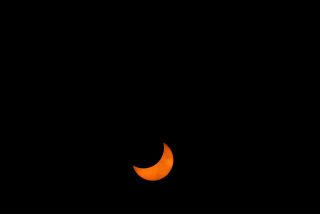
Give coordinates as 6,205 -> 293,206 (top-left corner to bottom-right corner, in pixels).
133,143 -> 174,181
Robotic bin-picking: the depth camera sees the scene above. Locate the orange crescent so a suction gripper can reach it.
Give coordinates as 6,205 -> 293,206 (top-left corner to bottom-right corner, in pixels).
133,143 -> 174,181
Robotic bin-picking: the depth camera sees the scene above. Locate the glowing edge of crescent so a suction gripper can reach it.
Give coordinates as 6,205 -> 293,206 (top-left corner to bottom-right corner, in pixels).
133,143 -> 174,181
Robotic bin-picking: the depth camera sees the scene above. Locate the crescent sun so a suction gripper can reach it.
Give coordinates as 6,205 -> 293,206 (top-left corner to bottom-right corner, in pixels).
133,143 -> 174,181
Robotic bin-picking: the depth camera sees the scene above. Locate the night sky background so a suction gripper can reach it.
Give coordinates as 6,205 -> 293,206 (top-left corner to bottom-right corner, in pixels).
7,71 -> 284,211
5,14 -> 288,210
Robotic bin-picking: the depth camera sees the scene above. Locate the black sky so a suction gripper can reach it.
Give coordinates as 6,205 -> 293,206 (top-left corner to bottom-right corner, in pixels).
3,5 -> 293,211
6,67 -> 285,212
